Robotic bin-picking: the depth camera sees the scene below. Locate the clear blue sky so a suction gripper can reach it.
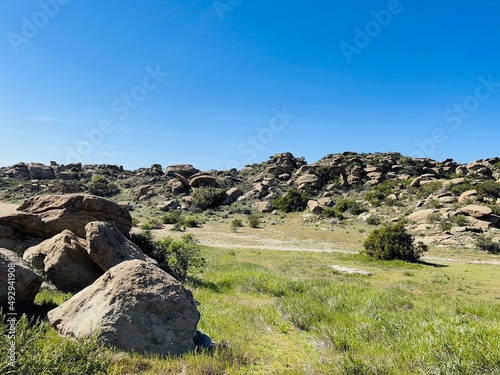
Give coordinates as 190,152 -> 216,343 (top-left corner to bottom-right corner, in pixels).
1,1 -> 499,171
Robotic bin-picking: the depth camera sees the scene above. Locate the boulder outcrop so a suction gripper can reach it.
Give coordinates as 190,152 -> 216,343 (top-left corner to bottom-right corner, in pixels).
23,230 -> 102,293
48,260 -> 200,355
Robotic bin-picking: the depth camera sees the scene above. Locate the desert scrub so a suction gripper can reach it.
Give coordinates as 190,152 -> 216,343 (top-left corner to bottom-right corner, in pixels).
131,231 -> 205,281
140,217 -> 162,230
362,223 -> 428,262
273,188 -> 309,212
230,218 -> 244,232
475,235 -> 500,254
247,213 -> 261,228
88,174 -> 120,197
191,187 -> 226,210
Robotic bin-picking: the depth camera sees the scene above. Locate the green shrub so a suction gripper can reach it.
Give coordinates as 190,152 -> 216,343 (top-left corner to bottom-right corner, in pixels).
450,182 -> 475,196
416,181 -> 443,198
140,218 -> 162,230
131,232 -> 205,281
452,214 -> 468,227
156,234 -> 206,281
365,180 -> 399,206
366,216 -> 381,226
334,199 -> 368,216
247,214 -> 261,228
183,216 -> 199,228
162,211 -> 183,224
192,187 -> 226,210
475,235 -> 500,254
477,180 -> 500,198
88,174 -> 120,197
231,218 -> 244,232
273,189 -> 309,213
314,165 -> 340,184
362,223 -> 428,262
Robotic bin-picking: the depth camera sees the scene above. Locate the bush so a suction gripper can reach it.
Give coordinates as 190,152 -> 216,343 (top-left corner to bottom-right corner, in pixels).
273,189 -> 309,213
366,216 -> 381,226
162,211 -> 183,225
450,182 -> 475,196
452,214 -> 468,227
140,218 -> 162,230
131,232 -> 205,281
362,223 -> 428,262
192,187 -> 226,210
183,216 -> 199,228
365,180 -> 399,206
231,218 -> 244,232
477,180 -> 500,199
156,234 -> 206,281
88,174 -> 120,197
416,181 -> 443,198
475,235 -> 500,254
247,214 -> 261,228
334,199 -> 368,216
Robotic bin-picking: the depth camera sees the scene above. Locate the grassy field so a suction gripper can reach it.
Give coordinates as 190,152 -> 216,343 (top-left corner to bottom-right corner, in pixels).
3,244 -> 500,374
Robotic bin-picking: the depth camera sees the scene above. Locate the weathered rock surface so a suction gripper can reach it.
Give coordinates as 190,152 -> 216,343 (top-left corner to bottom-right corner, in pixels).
165,164 -> 199,178
0,248 -> 43,307
23,230 -> 102,292
85,221 -> 156,272
0,194 -> 132,238
48,260 -> 200,355
458,205 -> 493,219
408,209 -> 436,222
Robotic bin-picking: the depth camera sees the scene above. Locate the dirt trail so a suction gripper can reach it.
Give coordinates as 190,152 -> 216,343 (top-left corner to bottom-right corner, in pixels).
0,202 -> 17,216
2,200 -> 498,265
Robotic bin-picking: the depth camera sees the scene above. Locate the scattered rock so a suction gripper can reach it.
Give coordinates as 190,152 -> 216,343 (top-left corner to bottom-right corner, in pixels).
1,248 -> 43,307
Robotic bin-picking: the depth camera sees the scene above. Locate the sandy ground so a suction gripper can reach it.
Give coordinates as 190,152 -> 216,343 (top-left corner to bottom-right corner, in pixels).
0,202 -> 17,216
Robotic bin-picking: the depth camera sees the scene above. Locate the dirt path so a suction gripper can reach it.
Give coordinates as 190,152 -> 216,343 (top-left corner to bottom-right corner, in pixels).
0,202 -> 17,216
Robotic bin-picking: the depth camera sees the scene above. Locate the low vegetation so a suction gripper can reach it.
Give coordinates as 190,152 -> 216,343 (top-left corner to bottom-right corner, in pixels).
363,223 -> 428,262
273,189 -> 309,212
4,247 -> 500,374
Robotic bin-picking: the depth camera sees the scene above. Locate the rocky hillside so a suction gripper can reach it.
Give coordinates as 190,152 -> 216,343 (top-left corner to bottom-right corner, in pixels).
1,152 -> 499,250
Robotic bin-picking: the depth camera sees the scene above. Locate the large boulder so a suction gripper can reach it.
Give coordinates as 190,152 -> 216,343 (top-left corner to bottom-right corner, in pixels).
23,230 -> 102,293
27,163 -> 55,180
408,209 -> 437,222
458,205 -> 493,219
295,174 -> 322,190
0,248 -> 43,307
48,260 -> 200,356
165,164 -> 199,179
85,222 -> 156,272
0,194 -> 132,239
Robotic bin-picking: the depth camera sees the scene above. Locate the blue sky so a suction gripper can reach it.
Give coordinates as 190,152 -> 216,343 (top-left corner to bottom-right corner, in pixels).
1,1 -> 499,171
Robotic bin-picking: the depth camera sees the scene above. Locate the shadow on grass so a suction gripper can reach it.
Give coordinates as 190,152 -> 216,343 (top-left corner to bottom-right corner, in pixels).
417,260 -> 448,268
187,276 -> 224,293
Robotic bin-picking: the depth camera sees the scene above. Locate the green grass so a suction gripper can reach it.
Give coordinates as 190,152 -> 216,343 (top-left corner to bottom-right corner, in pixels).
2,247 -> 500,374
